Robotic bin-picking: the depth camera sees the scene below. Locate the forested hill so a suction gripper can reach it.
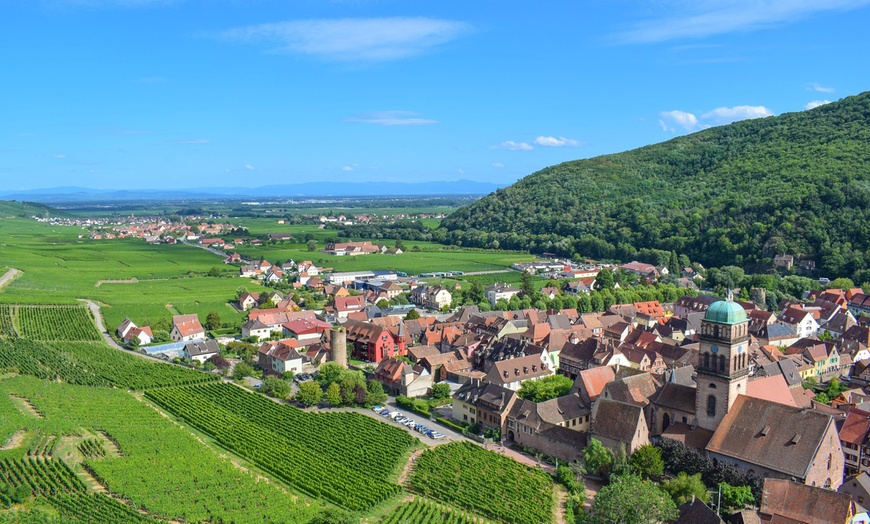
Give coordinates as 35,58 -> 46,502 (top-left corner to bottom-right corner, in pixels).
442,91 -> 870,280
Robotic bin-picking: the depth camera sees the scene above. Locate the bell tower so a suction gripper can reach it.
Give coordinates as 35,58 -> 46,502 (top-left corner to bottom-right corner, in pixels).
695,299 -> 750,431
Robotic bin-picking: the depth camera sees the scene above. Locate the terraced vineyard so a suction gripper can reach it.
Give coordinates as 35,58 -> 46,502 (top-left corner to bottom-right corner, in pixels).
146,382 -> 419,511
382,498 -> 491,524
410,442 -> 554,524
0,339 -> 218,390
0,457 -> 161,523
16,306 -> 102,341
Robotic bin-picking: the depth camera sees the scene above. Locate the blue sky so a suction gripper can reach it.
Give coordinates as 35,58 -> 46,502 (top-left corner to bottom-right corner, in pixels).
1,0 -> 868,191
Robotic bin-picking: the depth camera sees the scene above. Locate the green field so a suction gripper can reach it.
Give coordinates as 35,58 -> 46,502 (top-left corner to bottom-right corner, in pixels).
0,217 -> 258,329
0,375 -> 323,523
0,214 -> 534,329
410,442 -> 554,524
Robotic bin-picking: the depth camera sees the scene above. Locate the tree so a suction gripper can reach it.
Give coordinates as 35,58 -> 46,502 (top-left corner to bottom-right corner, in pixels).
205,311 -> 221,331
307,239 -> 317,252
365,380 -> 388,406
395,239 -> 406,251
208,266 -> 222,277
520,271 -> 535,297
630,444 -> 664,479
232,362 -> 254,380
584,438 -> 614,477
376,299 -> 390,309
517,374 -> 573,402
588,475 -> 678,524
594,268 -> 615,291
404,309 -> 421,320
295,381 -> 323,406
325,382 -> 343,405
467,281 -> 485,304
317,362 -> 345,388
718,482 -> 756,512
263,375 -> 290,400
662,472 -> 710,505
801,376 -> 818,390
828,277 -> 856,290
431,382 -> 452,400
153,330 -> 171,343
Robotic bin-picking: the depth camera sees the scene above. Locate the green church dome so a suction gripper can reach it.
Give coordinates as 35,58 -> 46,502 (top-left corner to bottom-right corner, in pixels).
704,300 -> 747,325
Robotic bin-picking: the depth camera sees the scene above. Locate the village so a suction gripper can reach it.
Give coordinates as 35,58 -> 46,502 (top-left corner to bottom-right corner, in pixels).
111,249 -> 870,524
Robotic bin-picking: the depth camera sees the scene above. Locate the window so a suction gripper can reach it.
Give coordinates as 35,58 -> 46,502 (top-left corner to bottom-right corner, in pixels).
707,395 -> 716,418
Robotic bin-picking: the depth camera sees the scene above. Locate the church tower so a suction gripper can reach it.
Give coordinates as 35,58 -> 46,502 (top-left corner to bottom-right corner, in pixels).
695,299 -> 750,431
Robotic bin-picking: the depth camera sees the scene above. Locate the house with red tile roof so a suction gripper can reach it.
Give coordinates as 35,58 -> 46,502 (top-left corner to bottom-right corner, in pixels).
170,314 -> 205,342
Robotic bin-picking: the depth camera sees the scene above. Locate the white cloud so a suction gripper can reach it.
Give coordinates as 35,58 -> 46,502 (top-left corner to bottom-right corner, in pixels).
534,136 -> 584,147
659,105 -> 772,133
344,111 -> 438,126
457,168 -> 465,175
805,100 -> 832,110
615,0 -> 870,43
806,82 -> 835,93
244,164 -> 255,171
217,17 -> 472,62
658,110 -> 700,132
491,140 -> 534,151
341,165 -> 354,172
52,154 -> 66,159
701,105 -> 773,125
491,162 -> 505,168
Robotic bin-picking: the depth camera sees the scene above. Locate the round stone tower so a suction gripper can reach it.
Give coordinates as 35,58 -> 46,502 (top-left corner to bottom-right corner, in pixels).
330,325 -> 347,369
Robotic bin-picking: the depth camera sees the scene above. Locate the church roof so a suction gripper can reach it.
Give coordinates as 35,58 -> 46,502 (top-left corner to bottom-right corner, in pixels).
704,299 -> 747,325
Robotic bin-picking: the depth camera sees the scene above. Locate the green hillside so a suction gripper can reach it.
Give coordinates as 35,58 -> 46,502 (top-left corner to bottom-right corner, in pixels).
442,92 -> 870,279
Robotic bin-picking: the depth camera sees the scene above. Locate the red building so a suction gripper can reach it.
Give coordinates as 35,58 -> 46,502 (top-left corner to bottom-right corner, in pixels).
344,320 -> 407,363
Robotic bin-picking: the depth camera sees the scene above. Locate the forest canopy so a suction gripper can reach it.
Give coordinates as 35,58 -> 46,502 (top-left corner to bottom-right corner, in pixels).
442,92 -> 870,280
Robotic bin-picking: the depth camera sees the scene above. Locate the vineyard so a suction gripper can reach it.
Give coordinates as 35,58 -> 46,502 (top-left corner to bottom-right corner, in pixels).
0,376 -> 324,524
382,498 -> 492,524
0,457 -> 161,523
146,383 -> 419,511
0,305 -> 14,337
0,339 -> 218,390
15,306 -> 102,342
409,442 -> 554,524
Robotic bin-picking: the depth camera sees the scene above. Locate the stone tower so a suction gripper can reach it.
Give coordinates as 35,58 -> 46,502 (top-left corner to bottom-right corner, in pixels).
694,299 -> 750,432
330,325 -> 347,369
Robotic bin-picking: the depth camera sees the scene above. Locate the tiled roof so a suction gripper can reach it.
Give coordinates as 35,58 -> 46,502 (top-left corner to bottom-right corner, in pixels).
839,408 -> 870,445
651,382 -> 697,413
760,479 -> 853,524
706,396 -> 835,479
590,398 -> 645,444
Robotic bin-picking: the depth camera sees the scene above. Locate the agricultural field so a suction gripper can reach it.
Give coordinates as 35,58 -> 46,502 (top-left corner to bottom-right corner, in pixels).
381,498 -> 491,524
0,456 -> 162,523
146,382 -> 419,511
0,339 -> 218,390
409,442 -> 554,524
0,376 -> 324,523
15,306 -> 101,342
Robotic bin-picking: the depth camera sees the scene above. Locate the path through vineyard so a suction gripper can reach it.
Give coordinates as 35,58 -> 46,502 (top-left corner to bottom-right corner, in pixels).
397,449 -> 425,487
0,267 -> 21,291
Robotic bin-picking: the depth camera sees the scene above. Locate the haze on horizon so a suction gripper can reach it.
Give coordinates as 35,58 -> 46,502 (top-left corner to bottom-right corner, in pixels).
1,0 -> 868,192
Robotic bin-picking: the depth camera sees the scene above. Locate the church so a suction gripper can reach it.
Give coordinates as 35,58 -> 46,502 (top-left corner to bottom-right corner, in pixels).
597,297 -> 845,489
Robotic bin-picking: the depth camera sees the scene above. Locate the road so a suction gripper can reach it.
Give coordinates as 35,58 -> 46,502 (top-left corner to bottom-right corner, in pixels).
79,299 -> 191,366
0,268 -> 21,291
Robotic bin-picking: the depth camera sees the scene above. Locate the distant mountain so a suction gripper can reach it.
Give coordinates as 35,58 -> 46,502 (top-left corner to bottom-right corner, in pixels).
0,180 -> 503,203
442,92 -> 870,279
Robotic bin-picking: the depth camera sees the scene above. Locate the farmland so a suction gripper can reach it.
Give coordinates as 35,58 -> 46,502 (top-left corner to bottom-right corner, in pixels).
146,382 -> 419,511
0,376 -> 324,523
410,442 -> 554,524
381,498 -> 492,524
0,338 -> 217,390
